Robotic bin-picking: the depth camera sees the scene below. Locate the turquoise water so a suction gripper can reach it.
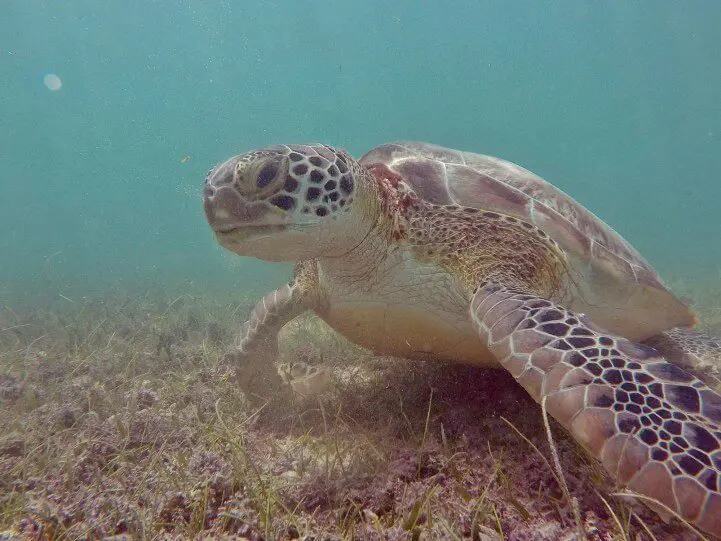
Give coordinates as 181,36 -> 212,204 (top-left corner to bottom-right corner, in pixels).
2,1 -> 720,306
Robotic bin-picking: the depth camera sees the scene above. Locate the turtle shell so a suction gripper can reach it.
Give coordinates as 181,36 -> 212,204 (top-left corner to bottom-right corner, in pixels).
360,141 -> 695,339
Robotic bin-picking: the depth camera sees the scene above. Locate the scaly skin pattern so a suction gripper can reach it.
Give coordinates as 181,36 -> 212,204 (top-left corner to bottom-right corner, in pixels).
221,261 -> 319,399
363,143 -> 696,340
394,185 -> 568,299
238,261 -> 319,354
314,177 -> 569,364
471,282 -> 721,535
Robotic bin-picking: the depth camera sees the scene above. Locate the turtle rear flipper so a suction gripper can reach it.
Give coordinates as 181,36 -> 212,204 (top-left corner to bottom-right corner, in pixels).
470,281 -> 721,536
645,328 -> 721,389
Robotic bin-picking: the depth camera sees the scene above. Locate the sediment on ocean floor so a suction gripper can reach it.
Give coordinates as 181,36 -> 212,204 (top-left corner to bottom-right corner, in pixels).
0,283 -> 719,539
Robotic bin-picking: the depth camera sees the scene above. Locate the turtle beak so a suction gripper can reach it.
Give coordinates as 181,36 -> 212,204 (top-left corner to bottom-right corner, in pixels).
203,157 -> 269,233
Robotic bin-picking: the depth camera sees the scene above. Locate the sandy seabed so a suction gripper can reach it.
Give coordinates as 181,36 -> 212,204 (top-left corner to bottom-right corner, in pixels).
0,280 -> 719,540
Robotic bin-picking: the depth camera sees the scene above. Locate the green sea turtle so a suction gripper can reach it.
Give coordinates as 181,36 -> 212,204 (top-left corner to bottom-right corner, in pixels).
202,141 -> 721,536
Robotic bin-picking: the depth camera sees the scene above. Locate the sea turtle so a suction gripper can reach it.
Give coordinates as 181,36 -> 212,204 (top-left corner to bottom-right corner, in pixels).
202,141 -> 721,536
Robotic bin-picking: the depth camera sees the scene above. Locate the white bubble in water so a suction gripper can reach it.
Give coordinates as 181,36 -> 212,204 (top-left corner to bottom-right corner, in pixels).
43,73 -> 62,91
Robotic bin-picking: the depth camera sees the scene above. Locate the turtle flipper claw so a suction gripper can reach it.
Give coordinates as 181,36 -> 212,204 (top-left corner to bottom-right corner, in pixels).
279,361 -> 332,397
218,343 -> 284,400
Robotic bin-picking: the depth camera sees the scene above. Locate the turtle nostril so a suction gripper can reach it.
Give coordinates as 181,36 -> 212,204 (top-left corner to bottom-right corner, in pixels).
203,184 -> 216,199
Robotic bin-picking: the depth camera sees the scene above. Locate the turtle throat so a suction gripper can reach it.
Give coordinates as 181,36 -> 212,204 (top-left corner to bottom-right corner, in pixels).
317,166 -> 401,282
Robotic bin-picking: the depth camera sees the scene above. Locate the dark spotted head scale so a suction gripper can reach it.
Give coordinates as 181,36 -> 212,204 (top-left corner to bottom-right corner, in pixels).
282,144 -> 357,219
205,143 -> 358,225
203,143 -> 370,260
203,143 -> 364,245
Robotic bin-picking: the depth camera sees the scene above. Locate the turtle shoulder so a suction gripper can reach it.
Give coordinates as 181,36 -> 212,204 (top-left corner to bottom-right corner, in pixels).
360,141 -> 695,338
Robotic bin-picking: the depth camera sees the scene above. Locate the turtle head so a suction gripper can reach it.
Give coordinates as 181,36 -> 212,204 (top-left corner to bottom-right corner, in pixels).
203,144 -> 372,261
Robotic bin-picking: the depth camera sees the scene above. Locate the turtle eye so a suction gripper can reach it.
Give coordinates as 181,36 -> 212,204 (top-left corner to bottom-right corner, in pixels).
256,163 -> 278,189
235,155 -> 288,200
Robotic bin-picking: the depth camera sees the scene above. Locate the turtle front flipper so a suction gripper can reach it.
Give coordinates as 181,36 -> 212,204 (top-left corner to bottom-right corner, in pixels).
220,261 -> 320,401
470,281 -> 721,537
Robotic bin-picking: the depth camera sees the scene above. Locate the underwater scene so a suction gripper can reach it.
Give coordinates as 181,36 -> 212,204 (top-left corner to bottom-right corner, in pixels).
2,1 -> 721,539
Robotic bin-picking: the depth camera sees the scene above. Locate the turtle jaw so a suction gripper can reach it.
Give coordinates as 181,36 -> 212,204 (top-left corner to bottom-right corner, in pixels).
203,167 -> 337,262
203,182 -> 304,261
213,226 -> 297,262
214,225 -> 288,243
212,221 -> 347,263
